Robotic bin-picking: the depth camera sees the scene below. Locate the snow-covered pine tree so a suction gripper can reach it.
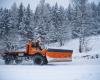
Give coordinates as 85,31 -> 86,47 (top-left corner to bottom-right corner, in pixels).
86,2 -> 98,36
72,0 -> 92,53
20,4 -> 34,41
97,2 -> 100,34
0,8 -> 14,51
42,3 -> 52,44
34,0 -> 50,45
8,3 -> 20,50
57,6 -> 67,46
65,4 -> 73,40
0,8 -> 3,39
17,3 -> 24,30
51,3 -> 65,46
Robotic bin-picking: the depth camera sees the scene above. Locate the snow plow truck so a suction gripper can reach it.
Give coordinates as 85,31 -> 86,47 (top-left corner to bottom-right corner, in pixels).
1,40 -> 73,65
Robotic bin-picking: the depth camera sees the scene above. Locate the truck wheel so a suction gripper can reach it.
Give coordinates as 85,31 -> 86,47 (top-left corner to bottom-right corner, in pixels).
4,56 -> 14,65
15,60 -> 22,64
15,57 -> 22,64
33,54 -> 48,65
5,59 -> 14,64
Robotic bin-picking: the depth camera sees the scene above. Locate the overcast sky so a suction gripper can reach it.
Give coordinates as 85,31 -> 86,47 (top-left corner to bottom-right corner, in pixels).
0,0 -> 99,11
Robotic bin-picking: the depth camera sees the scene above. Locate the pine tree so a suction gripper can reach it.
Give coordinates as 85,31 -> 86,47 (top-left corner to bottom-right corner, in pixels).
51,3 -> 62,45
21,4 -> 34,40
1,9 -> 12,51
65,4 -> 73,40
9,3 -> 20,50
42,3 -> 52,44
17,3 -> 24,30
0,8 -> 3,39
97,2 -> 100,34
34,0 -> 49,45
72,0 -> 92,53
57,6 -> 67,46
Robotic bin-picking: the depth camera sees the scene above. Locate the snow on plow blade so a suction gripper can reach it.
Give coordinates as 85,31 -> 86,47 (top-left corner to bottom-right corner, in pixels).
46,49 -> 73,62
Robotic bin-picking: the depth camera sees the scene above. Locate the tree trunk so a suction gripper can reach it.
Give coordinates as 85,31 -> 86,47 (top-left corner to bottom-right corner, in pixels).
79,38 -> 82,53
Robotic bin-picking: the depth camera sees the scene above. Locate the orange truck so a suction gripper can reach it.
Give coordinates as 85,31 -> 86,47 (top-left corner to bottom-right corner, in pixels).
2,40 -> 73,65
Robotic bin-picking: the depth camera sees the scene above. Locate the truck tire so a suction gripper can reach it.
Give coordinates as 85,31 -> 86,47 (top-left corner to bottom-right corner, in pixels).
4,55 -> 14,65
5,59 -> 14,64
15,60 -> 22,64
33,54 -> 48,65
15,57 -> 22,64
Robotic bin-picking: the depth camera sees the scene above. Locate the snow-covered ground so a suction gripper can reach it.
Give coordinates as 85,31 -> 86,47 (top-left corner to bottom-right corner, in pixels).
0,64 -> 100,80
0,36 -> 100,80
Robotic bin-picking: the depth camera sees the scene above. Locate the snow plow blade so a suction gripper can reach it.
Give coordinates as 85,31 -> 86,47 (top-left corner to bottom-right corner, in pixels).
46,49 -> 73,62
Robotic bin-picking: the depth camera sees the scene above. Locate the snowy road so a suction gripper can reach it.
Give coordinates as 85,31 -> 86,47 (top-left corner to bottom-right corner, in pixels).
0,62 -> 100,80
